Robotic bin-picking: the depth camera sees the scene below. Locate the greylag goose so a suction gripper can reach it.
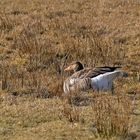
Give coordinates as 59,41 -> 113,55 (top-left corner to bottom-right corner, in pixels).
63,61 -> 128,94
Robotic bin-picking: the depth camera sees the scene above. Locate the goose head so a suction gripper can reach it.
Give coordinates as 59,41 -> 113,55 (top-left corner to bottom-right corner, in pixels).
64,61 -> 84,72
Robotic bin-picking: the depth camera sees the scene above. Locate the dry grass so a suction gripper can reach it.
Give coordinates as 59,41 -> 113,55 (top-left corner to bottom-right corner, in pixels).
92,94 -> 131,138
0,0 -> 140,139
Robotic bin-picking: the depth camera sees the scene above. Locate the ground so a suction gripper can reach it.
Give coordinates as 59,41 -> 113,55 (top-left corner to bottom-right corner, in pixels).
0,0 -> 140,140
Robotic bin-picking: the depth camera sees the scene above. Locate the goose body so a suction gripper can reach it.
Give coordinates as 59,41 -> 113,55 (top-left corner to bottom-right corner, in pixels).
63,77 -> 91,93
63,62 -> 128,93
91,70 -> 128,91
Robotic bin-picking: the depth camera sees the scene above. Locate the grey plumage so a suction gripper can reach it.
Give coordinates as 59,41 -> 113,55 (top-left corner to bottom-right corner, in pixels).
63,61 -> 128,93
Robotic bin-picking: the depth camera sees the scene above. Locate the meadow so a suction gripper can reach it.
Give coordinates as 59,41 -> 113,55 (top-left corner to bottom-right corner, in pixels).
0,0 -> 140,139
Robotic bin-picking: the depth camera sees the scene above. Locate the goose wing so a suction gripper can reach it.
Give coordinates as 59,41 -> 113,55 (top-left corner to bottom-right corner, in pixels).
67,66 -> 121,79
80,66 -> 121,79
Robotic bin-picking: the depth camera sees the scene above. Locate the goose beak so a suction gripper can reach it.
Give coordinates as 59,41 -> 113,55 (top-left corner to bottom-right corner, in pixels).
64,64 -> 76,72
64,66 -> 71,71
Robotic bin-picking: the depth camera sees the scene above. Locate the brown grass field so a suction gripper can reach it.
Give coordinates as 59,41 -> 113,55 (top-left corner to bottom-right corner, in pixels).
0,0 -> 140,139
